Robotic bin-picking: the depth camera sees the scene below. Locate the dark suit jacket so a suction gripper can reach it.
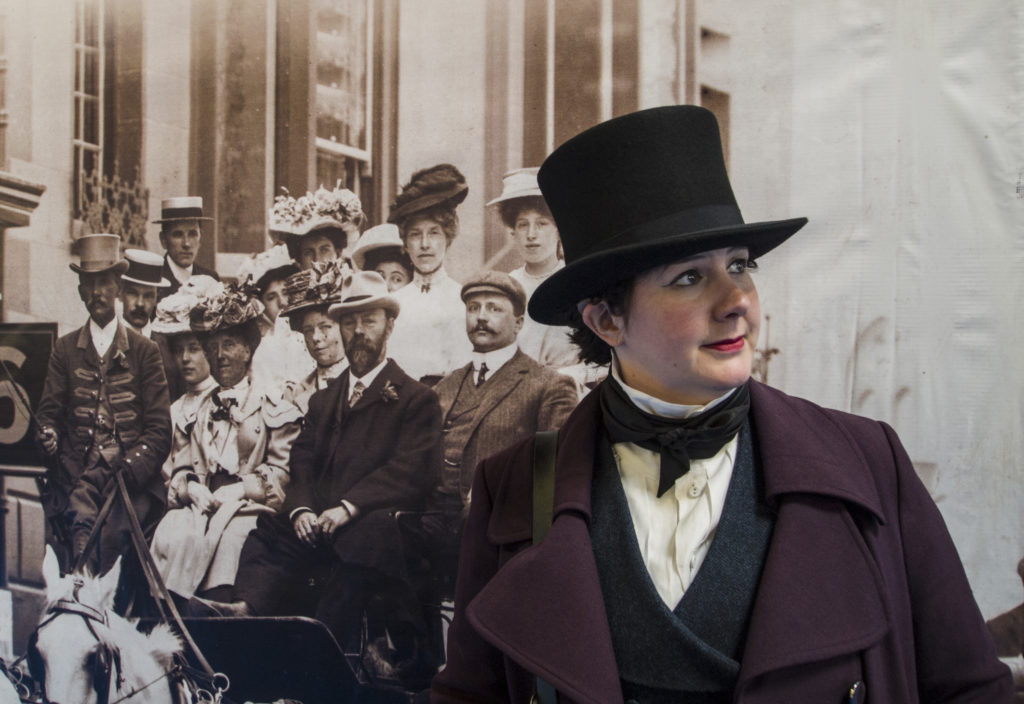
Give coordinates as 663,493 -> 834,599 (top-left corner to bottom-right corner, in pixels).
433,348 -> 577,502
283,358 -> 442,519
433,381 -> 1013,703
159,256 -> 220,298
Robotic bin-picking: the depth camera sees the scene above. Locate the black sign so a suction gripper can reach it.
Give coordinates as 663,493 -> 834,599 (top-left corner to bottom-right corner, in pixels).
0,322 -> 57,468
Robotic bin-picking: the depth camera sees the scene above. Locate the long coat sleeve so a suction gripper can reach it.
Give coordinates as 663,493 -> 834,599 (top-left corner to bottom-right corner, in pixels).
432,381 -> 1013,703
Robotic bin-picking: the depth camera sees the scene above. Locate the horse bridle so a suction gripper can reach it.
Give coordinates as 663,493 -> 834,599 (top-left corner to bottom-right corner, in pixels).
27,580 -> 123,704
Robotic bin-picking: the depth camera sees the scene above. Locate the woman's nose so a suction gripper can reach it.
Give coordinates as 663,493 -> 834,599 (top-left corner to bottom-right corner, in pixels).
713,279 -> 751,319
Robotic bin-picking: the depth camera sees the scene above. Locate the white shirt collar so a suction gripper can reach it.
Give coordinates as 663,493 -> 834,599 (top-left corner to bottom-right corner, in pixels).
471,342 -> 518,375
217,375 -> 250,401
89,317 -> 119,358
186,375 -> 216,398
609,356 -> 736,419
165,256 -> 193,285
347,358 -> 388,401
411,267 -> 449,292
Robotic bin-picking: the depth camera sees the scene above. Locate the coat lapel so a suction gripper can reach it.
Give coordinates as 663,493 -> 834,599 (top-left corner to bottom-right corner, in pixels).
466,350 -> 529,435
468,381 -> 893,699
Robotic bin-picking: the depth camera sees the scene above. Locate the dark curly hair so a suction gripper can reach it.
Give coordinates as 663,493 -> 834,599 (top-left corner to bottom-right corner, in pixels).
362,247 -> 413,278
497,196 -> 552,228
566,276 -> 637,366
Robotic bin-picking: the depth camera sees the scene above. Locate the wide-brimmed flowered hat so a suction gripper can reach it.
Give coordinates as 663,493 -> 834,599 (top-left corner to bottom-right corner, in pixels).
280,259 -> 351,327
387,163 -> 468,225
152,275 -> 222,337
529,105 -> 807,325
268,183 -> 364,256
70,233 -> 130,276
189,280 -> 263,338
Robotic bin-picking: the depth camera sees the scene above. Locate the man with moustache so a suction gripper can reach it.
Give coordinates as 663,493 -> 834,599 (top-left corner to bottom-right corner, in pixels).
426,271 -> 576,577
121,249 -> 171,337
36,234 -> 171,582
200,271 -> 442,685
154,196 -> 220,299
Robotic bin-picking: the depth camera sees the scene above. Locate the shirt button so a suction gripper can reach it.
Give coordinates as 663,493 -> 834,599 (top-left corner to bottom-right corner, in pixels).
687,481 -> 703,499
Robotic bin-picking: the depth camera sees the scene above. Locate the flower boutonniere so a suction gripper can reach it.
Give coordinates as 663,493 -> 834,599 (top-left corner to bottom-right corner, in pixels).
381,380 -> 400,403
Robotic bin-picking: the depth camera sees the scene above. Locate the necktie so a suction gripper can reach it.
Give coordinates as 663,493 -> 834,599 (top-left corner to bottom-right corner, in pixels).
476,362 -> 489,387
349,380 -> 366,407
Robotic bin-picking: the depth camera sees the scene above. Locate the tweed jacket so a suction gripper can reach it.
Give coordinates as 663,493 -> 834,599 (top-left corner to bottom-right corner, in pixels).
433,348 -> 578,503
282,358 -> 442,518
37,321 -> 172,506
432,381 -> 1013,703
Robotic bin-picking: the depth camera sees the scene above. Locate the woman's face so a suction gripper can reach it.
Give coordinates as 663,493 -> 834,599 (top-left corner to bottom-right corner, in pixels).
375,260 -> 412,292
170,333 -> 211,387
511,206 -> 560,270
298,309 -> 344,368
589,247 -> 760,405
403,216 -> 448,275
203,330 -> 253,388
298,233 -> 338,270
261,279 -> 287,323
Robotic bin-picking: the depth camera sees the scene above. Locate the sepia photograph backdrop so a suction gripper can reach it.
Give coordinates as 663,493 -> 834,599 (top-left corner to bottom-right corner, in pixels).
0,0 -> 1020,660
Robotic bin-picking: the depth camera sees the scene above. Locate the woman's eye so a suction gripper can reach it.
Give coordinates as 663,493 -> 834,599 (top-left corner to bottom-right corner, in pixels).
728,258 -> 757,274
672,270 -> 701,286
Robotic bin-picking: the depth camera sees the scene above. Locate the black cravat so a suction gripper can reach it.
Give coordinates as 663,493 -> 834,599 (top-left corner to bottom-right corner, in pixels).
599,379 -> 751,497
476,362 -> 489,387
209,389 -> 238,422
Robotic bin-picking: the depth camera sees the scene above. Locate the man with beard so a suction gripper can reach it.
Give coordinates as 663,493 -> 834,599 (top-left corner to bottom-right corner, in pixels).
199,271 -> 442,686
36,234 -> 171,588
425,271 -> 576,581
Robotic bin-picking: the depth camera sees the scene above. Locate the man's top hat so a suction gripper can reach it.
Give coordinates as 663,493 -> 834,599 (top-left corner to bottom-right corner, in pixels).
69,233 -> 130,276
328,271 -> 400,320
122,248 -> 171,287
485,167 -> 542,206
461,270 -> 527,317
529,105 -> 807,325
152,196 -> 213,224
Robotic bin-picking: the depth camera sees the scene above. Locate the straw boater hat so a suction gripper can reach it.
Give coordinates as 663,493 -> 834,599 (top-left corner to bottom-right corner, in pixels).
529,105 -> 807,325
151,275 -> 222,337
122,249 -> 171,288
280,259 -> 349,329
387,163 -> 468,225
152,196 -> 213,224
328,271 -> 400,319
268,183 -> 364,256
236,244 -> 300,295
350,224 -> 404,270
70,233 -> 130,276
485,167 -> 542,206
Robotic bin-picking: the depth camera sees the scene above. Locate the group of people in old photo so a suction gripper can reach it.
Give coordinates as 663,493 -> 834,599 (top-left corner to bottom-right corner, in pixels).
34,161 -> 589,689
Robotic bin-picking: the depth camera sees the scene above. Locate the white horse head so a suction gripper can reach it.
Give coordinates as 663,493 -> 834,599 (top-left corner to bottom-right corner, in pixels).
31,546 -> 185,704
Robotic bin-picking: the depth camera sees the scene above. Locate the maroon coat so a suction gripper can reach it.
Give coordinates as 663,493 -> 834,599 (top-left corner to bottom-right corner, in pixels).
432,381 -> 1012,703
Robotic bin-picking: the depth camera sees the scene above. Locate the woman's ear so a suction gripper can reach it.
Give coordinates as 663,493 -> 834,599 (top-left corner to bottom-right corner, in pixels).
580,300 -> 625,348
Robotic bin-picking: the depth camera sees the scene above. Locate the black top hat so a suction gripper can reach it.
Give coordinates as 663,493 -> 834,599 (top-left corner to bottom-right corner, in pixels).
387,163 -> 468,224
528,106 -> 807,324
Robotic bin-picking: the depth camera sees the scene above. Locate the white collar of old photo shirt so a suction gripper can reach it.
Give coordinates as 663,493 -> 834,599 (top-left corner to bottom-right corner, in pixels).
470,342 -> 518,384
346,358 -> 388,402
608,358 -> 740,609
89,316 -> 119,358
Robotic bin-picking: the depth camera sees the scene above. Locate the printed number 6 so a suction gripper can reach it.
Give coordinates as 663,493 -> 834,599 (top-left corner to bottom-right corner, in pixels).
0,346 -> 31,445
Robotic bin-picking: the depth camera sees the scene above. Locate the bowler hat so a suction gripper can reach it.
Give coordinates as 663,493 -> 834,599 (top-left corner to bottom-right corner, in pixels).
461,270 -> 527,317
122,248 -> 171,287
70,233 -> 130,276
153,196 -> 213,223
529,105 -> 807,324
328,271 -> 400,319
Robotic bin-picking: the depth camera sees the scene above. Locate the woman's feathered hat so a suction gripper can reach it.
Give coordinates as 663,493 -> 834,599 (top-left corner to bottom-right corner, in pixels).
529,105 -> 807,324
387,163 -> 468,224
189,280 -> 264,338
236,244 -> 300,296
269,183 -> 364,256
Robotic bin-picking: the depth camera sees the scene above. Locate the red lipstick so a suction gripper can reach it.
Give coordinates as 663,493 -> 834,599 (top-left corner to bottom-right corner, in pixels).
705,336 -> 745,352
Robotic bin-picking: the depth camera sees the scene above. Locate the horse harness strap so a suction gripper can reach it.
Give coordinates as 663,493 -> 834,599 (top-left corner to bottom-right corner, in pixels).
531,430 -> 559,704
